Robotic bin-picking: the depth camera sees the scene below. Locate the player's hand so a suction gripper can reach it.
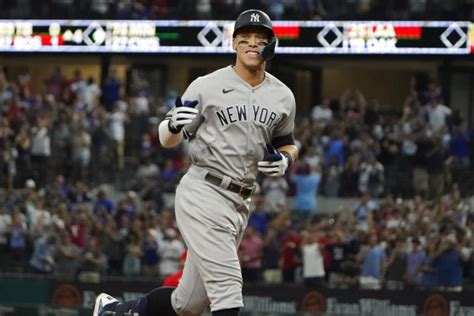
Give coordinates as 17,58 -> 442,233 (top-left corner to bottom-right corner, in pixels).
168,97 -> 199,134
258,143 -> 289,177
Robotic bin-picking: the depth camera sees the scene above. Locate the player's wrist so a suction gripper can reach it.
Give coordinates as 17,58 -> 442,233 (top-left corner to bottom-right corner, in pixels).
281,151 -> 293,167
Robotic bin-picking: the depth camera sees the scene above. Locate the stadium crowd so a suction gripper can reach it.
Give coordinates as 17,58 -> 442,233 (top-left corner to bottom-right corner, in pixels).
1,0 -> 474,21
0,64 -> 473,293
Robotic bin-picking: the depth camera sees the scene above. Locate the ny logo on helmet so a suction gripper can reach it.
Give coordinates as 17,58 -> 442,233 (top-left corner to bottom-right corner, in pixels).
250,13 -> 260,22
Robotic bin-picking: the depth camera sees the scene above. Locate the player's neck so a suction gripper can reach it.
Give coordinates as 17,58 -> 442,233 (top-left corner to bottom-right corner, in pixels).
233,63 -> 266,87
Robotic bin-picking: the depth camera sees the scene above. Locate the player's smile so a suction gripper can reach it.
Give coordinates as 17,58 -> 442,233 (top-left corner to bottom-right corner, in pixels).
245,50 -> 260,57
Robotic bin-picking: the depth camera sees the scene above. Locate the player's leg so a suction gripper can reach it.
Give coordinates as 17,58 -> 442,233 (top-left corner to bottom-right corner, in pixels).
174,168 -> 249,314
93,287 -> 176,316
171,247 -> 209,314
212,308 -> 240,315
94,251 -> 210,316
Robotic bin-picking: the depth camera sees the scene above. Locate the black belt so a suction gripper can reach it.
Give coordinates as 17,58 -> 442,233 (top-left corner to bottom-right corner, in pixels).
204,173 -> 254,199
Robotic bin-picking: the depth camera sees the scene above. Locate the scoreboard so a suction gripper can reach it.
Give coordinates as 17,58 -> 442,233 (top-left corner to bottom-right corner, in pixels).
0,20 -> 472,55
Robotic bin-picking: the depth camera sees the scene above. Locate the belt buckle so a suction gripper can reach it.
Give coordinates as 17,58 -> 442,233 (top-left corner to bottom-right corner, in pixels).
239,184 -> 254,199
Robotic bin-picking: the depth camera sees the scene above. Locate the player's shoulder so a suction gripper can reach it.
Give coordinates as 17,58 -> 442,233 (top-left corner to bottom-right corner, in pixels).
265,72 -> 295,99
189,66 -> 231,86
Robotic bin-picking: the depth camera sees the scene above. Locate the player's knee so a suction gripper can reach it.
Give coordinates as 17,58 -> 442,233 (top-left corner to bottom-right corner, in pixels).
209,284 -> 243,312
172,287 -> 209,315
174,302 -> 208,316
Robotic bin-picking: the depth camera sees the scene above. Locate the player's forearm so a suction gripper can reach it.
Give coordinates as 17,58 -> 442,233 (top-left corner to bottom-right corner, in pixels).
278,144 -> 298,165
159,119 -> 184,148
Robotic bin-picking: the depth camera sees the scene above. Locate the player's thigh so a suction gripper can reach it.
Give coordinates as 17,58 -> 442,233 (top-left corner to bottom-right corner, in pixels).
171,248 -> 209,315
175,175 -> 245,311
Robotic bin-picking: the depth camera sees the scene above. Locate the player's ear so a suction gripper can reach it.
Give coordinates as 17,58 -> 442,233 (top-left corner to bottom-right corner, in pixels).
232,37 -> 238,51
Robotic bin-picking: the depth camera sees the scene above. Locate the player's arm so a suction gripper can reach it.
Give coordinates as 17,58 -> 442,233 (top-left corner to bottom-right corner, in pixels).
158,97 -> 199,148
277,144 -> 298,167
258,136 -> 298,177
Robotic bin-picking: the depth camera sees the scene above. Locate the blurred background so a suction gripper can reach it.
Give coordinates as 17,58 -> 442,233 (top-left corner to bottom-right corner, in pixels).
0,1 -> 474,315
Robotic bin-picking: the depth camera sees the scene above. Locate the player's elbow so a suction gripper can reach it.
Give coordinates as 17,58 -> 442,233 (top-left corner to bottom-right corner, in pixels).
159,133 -> 182,148
160,139 -> 180,148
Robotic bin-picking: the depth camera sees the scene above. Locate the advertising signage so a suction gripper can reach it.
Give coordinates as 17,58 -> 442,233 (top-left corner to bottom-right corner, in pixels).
0,19 -> 472,55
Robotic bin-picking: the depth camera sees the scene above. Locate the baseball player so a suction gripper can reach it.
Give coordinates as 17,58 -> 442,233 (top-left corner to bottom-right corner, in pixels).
94,9 -> 298,316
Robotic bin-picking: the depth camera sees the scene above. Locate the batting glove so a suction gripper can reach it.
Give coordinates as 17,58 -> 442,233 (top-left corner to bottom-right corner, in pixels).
258,144 -> 289,177
168,97 -> 199,134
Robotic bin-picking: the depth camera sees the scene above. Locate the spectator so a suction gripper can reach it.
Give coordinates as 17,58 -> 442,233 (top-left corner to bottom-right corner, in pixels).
417,234 -> 440,290
324,130 -> 345,167
93,190 -> 114,215
158,228 -> 185,277
354,193 -> 377,231
405,238 -> 426,287
44,66 -> 65,103
9,211 -> 28,271
301,229 -> 325,287
51,117 -> 71,178
90,0 -> 110,19
433,233 -> 469,291
162,250 -> 187,287
160,159 -> 181,192
324,156 -> 342,197
291,162 -> 322,223
30,116 -> 51,187
451,122 -> 471,170
239,226 -> 264,282
15,124 -> 33,186
248,197 -> 271,236
262,225 -> 283,284
424,95 -> 451,132
311,97 -> 333,128
83,76 -> 101,109
0,207 -> 12,255
326,229 -> 351,288
426,137 -> 451,200
103,69 -> 121,110
71,125 -> 92,180
135,156 -> 160,190
78,237 -> 108,283
67,210 -> 86,248
261,176 -> 289,212
107,104 -> 127,170
54,233 -> 81,280
358,155 -> 384,197
30,234 -> 57,274
280,227 -> 302,283
357,234 -> 386,290
142,230 -> 160,277
102,219 -> 124,276
122,232 -> 143,276
340,155 -> 360,197
265,0 -> 286,19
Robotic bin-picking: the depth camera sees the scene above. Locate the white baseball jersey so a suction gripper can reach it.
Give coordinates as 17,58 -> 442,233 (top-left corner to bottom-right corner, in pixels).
179,65 -> 296,184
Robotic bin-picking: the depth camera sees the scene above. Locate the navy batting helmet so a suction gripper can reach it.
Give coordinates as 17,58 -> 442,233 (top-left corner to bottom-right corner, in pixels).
233,9 -> 277,60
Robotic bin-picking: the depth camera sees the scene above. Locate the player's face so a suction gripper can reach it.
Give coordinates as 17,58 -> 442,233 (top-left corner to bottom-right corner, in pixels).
233,27 -> 270,69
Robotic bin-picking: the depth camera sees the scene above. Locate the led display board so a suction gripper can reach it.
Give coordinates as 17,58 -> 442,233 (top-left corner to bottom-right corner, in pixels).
0,20 -> 471,55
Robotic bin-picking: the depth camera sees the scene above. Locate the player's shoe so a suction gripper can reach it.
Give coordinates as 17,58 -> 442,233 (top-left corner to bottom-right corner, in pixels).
93,293 -> 119,316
